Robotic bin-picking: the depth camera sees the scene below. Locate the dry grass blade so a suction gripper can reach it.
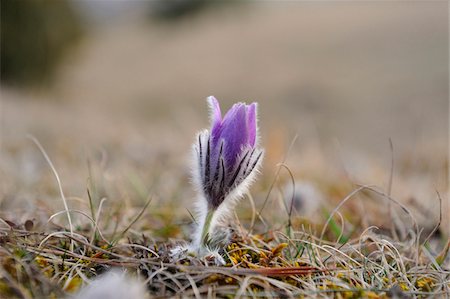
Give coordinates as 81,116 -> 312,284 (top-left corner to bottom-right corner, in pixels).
27,135 -> 74,251
1,142 -> 448,298
111,194 -> 153,246
251,134 -> 298,233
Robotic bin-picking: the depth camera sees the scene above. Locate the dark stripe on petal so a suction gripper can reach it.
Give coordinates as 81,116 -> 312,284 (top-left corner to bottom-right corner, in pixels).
236,150 -> 263,185
212,141 -> 224,197
205,135 -> 211,191
246,151 -> 263,179
198,134 -> 204,183
210,157 -> 226,209
243,148 -> 256,177
213,141 -> 223,184
228,150 -> 250,189
220,157 -> 226,191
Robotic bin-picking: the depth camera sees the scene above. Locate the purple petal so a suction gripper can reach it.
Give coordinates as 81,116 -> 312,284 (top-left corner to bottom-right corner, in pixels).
198,98 -> 263,210
247,103 -> 257,147
220,103 -> 248,166
207,96 -> 222,140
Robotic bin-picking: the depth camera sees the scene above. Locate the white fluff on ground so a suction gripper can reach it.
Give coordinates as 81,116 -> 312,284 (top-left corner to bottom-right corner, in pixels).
72,269 -> 148,299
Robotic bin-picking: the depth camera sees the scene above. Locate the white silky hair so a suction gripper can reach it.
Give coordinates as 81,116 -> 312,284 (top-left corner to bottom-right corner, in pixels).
175,98 -> 263,264
189,130 -> 209,249
189,130 -> 264,252
71,269 -> 148,299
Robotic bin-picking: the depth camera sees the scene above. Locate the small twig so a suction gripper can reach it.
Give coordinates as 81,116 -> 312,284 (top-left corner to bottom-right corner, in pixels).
111,194 -> 153,245
422,190 -> 443,247
251,135 -> 298,233
186,208 -> 198,225
90,197 -> 108,246
27,135 -> 74,251
277,163 -> 295,238
320,185 -> 371,241
387,138 -> 400,241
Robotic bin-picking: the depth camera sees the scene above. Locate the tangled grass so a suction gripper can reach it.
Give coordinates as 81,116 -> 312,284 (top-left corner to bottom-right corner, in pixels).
0,140 -> 448,298
1,185 -> 449,298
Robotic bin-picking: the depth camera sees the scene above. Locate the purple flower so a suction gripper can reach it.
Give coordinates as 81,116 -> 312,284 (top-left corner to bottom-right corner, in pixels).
195,96 -> 263,210
184,96 -> 264,256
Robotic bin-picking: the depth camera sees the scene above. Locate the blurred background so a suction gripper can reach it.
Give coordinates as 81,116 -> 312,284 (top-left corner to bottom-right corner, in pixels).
1,1 -> 448,237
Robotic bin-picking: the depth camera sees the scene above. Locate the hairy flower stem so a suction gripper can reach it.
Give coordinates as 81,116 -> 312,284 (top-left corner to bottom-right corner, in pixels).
200,209 -> 215,247
189,97 -> 263,256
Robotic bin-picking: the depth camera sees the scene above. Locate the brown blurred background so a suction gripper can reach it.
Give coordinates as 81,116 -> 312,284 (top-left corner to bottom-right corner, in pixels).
1,1 -> 448,236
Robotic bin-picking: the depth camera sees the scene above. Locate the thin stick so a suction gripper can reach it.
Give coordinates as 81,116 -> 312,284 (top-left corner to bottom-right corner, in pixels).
422,190 -> 442,247
186,208 -> 198,225
251,134 -> 298,233
27,135 -> 74,251
387,138 -> 399,241
320,185 -> 370,241
111,194 -> 153,245
278,163 -> 295,238
387,138 -> 394,196
90,197 -> 108,246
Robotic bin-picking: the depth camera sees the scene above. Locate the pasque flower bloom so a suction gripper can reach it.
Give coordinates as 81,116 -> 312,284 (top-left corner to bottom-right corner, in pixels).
192,96 -> 263,251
